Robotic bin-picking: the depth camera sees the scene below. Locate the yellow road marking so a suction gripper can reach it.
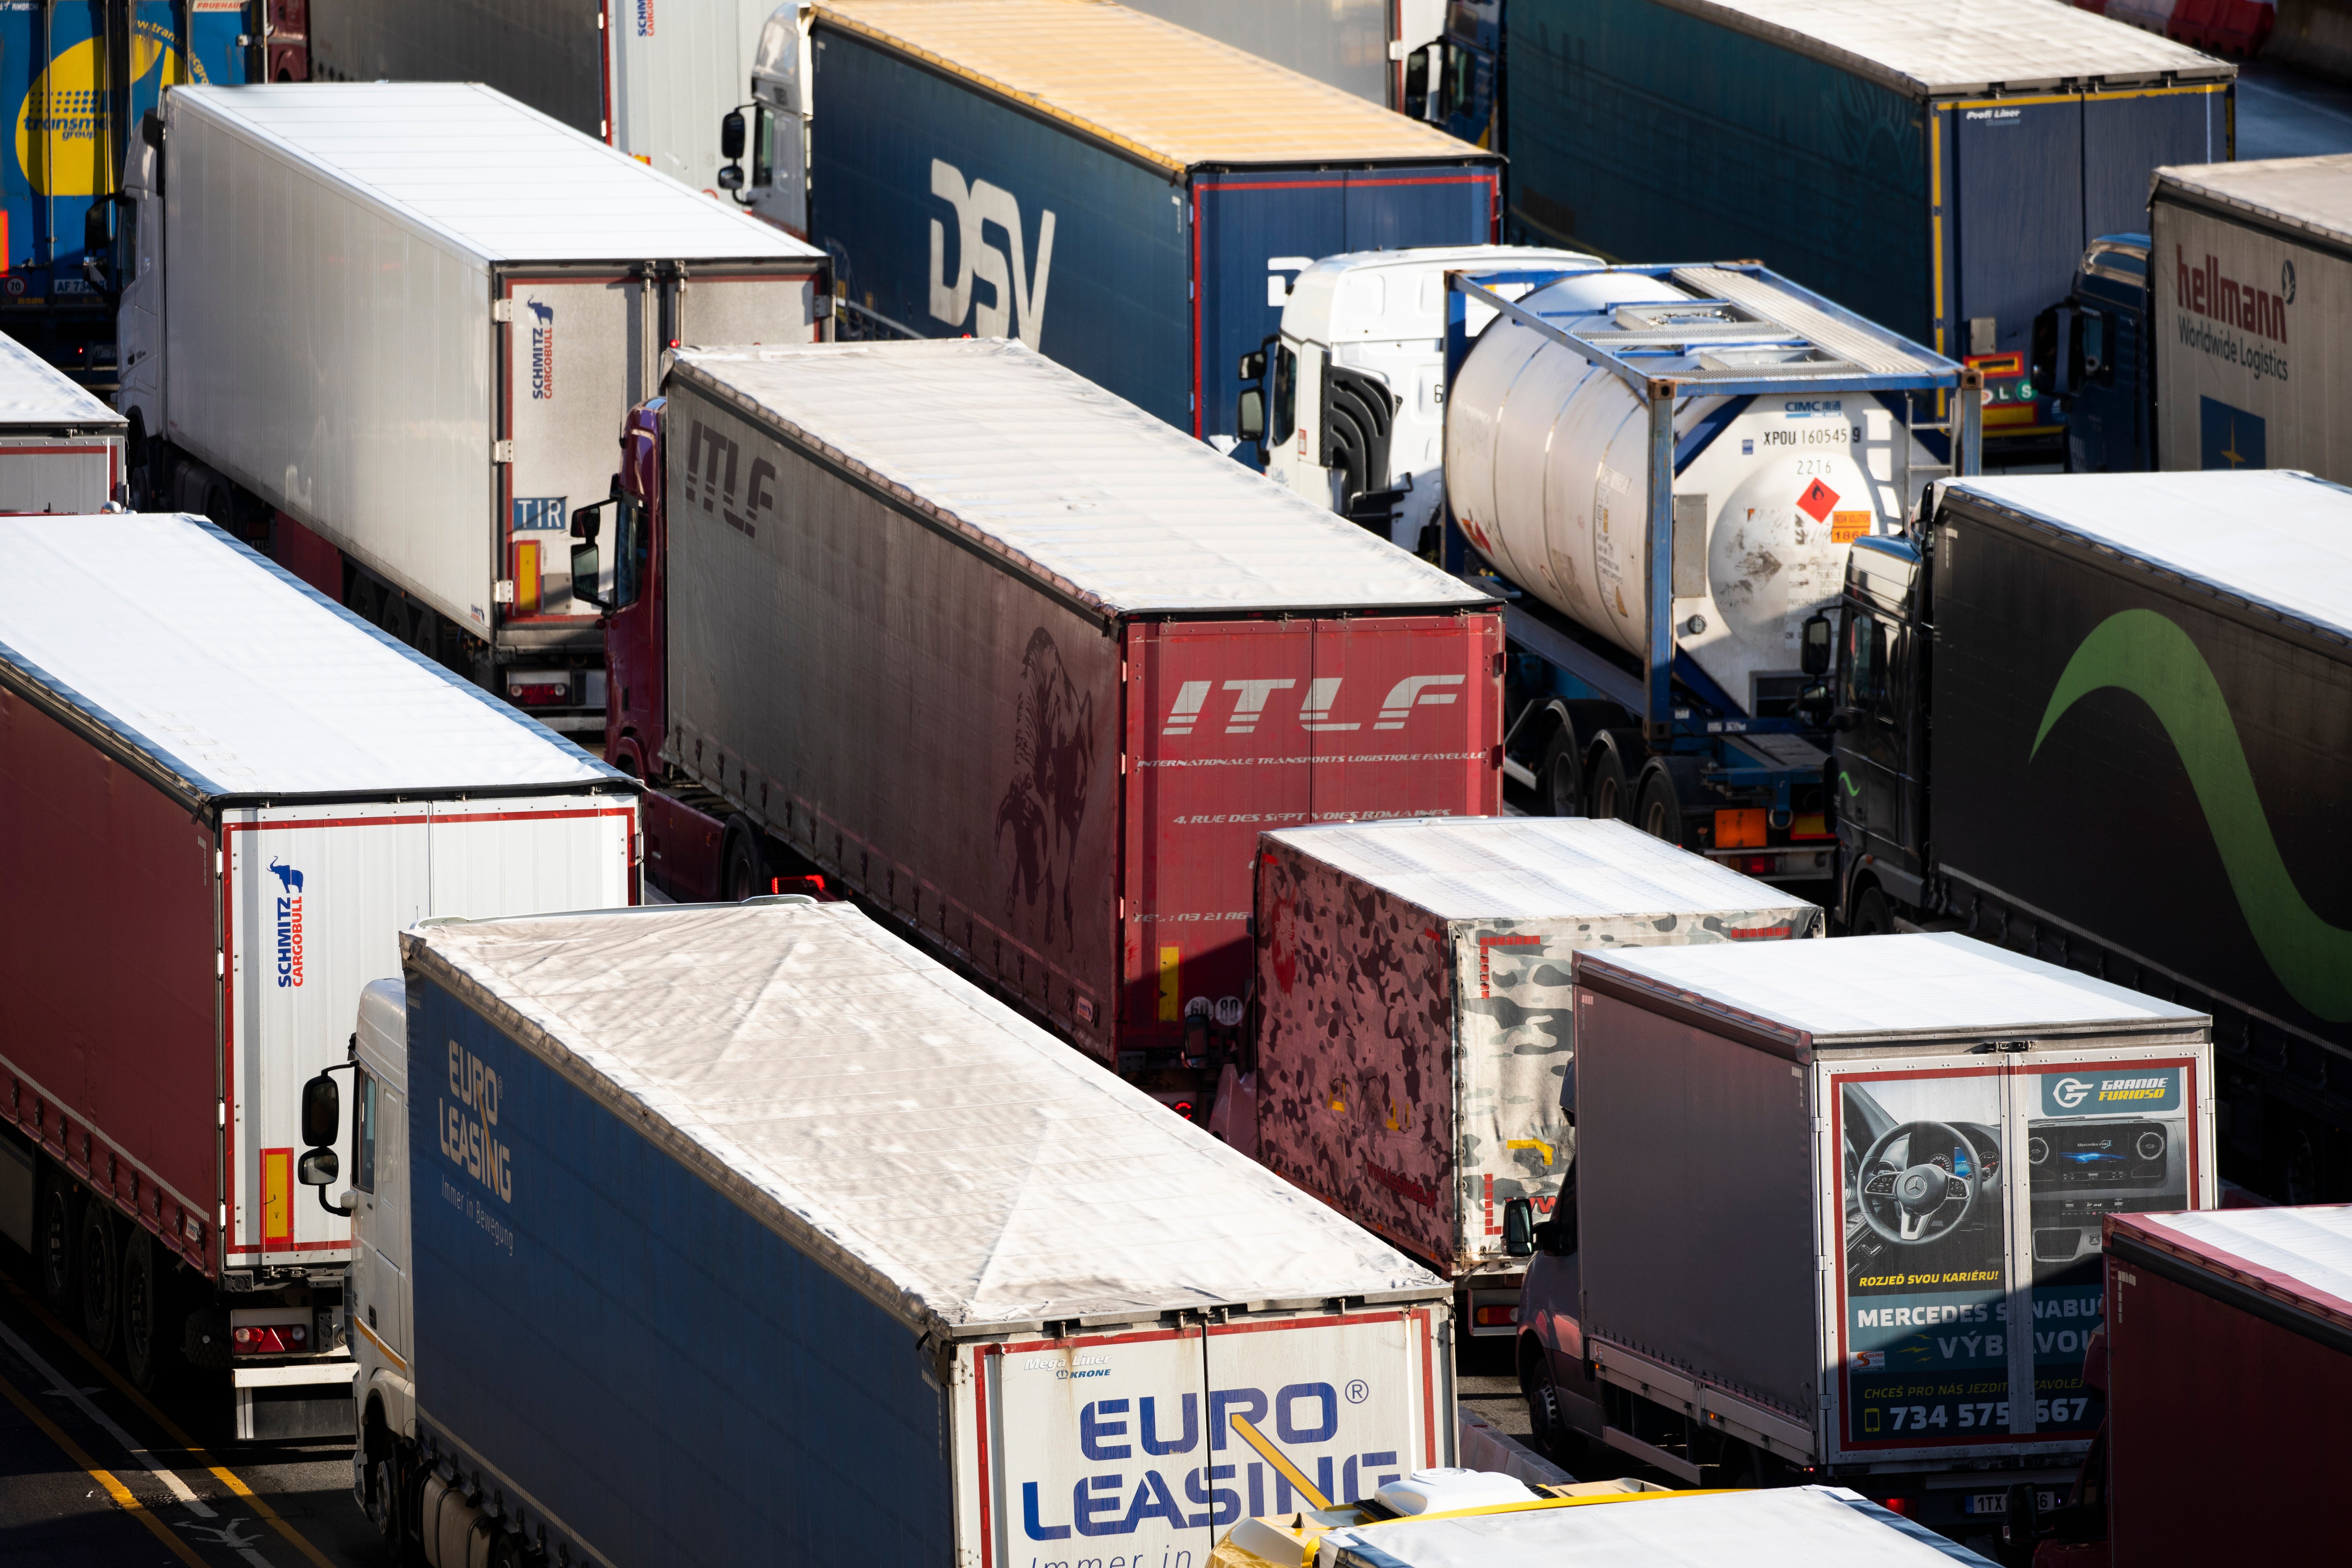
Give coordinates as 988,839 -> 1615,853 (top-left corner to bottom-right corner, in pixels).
1,1275 -> 340,1568
0,1359 -> 211,1568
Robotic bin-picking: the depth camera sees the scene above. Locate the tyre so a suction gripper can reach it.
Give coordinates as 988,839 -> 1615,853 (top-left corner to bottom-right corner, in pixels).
120,1229 -> 166,1392
380,591 -> 414,644
1519,1340 -> 1563,1458
79,1201 -> 119,1357
1537,727 -> 1583,819
35,1171 -> 79,1317
722,822 -> 768,902
1584,743 -> 1633,822
1850,884 -> 1894,937
364,1428 -> 414,1563
1635,769 -> 1683,845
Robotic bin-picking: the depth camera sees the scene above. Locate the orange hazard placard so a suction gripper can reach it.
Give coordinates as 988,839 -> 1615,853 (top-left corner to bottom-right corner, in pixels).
1831,510 -> 1872,543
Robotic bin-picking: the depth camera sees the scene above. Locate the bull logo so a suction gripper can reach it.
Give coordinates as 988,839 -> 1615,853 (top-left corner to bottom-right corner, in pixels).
994,628 -> 1093,947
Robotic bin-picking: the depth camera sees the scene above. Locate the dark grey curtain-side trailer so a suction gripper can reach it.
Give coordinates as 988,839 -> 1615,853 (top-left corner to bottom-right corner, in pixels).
116,81 -> 827,737
346,903 -> 1454,1568
1828,471 -> 2352,1203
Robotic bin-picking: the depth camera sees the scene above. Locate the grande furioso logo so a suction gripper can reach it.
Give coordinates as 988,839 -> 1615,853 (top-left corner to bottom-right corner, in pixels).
269,859 -> 305,989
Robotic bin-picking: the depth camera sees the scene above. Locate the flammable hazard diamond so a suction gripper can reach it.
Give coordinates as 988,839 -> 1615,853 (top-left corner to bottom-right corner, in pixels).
1797,477 -> 1840,523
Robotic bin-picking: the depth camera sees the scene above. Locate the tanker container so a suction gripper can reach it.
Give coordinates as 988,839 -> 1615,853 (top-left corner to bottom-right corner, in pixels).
1423,262 -> 1977,880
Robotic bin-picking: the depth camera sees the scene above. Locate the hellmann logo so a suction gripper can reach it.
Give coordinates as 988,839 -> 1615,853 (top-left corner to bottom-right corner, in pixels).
268,859 -> 305,989
2175,245 -> 2288,344
1161,675 -> 1463,737
929,158 -> 1056,350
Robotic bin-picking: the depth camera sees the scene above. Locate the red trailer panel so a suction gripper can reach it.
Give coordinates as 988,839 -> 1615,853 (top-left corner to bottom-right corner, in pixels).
2103,1207 -> 2352,1566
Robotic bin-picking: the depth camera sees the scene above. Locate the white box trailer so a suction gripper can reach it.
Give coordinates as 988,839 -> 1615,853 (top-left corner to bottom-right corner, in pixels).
1247,817 -> 1819,1335
2152,153 -> 2352,480
117,83 -> 828,733
343,899 -> 1456,1566
0,513 -> 637,1437
1522,933 -> 2212,1532
0,329 -> 124,513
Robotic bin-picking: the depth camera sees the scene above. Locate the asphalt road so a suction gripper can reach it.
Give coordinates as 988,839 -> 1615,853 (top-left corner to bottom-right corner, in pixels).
0,1241 -> 379,1568
2237,59 -> 2352,162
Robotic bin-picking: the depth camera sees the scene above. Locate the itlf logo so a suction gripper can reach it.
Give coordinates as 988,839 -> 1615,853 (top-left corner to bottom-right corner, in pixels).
269,859 -> 305,989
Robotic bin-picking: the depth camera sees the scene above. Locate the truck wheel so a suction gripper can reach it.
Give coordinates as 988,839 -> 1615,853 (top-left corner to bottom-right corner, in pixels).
1538,728 -> 1584,817
79,1202 -> 119,1357
723,817 -> 768,902
1850,885 -> 1894,936
1635,770 -> 1683,844
1585,745 -> 1632,822
35,1171 -> 79,1317
120,1230 -> 166,1392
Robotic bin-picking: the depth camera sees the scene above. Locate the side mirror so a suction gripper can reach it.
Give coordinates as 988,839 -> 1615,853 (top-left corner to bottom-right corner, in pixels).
2002,1480 -> 2045,1546
297,1147 -> 339,1187
571,542 -> 604,610
1238,348 -> 1265,382
83,199 -> 111,258
300,1070 -> 341,1148
1502,1196 -> 1535,1258
1237,386 -> 1266,444
720,109 -> 747,161
717,163 -> 745,192
1800,610 -> 1833,677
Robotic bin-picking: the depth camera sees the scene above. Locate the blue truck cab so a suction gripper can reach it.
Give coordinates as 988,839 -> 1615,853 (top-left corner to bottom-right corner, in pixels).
2034,234 -> 2153,474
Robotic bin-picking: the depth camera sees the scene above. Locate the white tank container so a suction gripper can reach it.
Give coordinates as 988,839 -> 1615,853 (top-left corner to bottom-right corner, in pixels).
1446,269 -> 1937,714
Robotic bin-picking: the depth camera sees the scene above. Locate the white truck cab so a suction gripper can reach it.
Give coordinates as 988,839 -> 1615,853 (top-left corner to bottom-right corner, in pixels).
343,978 -> 416,1547
1242,245 -> 1597,552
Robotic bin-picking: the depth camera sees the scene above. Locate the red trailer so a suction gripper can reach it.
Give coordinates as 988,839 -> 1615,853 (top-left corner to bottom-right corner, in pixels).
586,340 -> 1502,1104
2100,1206 -> 2351,1564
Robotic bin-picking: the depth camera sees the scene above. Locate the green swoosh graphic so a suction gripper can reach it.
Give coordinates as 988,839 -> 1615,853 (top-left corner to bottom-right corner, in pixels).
2033,608 -> 2352,1021
1839,770 -> 1860,797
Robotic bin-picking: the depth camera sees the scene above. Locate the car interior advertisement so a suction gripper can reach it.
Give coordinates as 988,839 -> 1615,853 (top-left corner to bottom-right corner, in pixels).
2023,1061 -> 2197,1438
1837,1068 -> 2011,1451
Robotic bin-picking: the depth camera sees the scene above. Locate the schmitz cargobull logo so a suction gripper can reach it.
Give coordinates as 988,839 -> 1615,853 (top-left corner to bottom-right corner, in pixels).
269,858 -> 305,988
526,298 -> 556,400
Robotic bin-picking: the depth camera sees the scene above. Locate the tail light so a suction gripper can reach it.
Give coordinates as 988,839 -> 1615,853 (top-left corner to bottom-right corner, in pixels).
230,1323 -> 308,1355
1171,1101 -> 1196,1122
1739,855 -> 1775,875
1882,1497 -> 1916,1518
506,674 -> 571,706
1473,1305 -> 1519,1328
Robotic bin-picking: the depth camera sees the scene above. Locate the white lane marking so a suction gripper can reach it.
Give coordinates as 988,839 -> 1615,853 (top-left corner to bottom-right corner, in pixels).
187,1515 -> 276,1567
0,1316 -> 218,1518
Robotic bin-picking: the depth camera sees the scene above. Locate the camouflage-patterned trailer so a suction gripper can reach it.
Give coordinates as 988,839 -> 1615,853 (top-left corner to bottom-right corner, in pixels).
1249,817 -> 1819,1334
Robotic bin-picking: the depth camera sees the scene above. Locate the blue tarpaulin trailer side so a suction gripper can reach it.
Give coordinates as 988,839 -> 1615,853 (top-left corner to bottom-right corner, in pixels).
1484,0 -> 2229,439
803,0 -> 1498,451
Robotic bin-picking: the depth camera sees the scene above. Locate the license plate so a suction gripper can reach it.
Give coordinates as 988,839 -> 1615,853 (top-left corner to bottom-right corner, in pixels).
1961,1490 -> 2062,1516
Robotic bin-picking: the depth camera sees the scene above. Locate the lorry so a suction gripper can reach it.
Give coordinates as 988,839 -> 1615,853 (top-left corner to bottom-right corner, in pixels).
1248,254 -> 1978,882
2087,1204 -> 2349,1564
308,0 -> 779,201
306,897 -> 1457,1567
0,328 -> 125,510
1217,1470 -> 2002,1568
742,0 -> 1498,448
117,81 -> 828,736
1116,0 -> 1450,116
1245,815 -> 1820,1337
1514,931 -> 2214,1538
1822,470 -> 2352,1205
0,0 -> 283,388
0,511 -> 637,1439
588,338 -> 1502,1109
1426,0 -> 2232,452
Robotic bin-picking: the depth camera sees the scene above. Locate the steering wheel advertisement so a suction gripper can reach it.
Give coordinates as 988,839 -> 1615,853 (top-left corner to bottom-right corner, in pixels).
1838,1070 -> 2009,1450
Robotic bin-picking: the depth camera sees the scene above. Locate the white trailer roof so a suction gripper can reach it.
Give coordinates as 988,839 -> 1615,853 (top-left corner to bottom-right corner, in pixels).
1647,0 -> 2229,96
0,330 -> 125,430
0,514 -> 621,807
1268,817 -> 1818,924
2156,153 -> 2352,251
670,340 -> 1493,615
1310,1486 -> 1997,1568
2128,1206 -> 2352,1324
1947,471 -> 2352,646
1579,932 -> 2205,1045
170,84 -> 826,266
403,900 -> 1448,1335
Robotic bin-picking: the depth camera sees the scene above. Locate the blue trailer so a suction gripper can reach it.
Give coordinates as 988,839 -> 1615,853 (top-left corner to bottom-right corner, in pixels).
0,0 -> 274,387
785,0 -> 1496,449
1431,0 -> 2231,453
316,899 -> 1456,1565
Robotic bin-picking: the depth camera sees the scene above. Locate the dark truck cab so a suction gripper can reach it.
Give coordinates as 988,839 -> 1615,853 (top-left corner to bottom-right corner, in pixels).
2032,234 -> 2153,474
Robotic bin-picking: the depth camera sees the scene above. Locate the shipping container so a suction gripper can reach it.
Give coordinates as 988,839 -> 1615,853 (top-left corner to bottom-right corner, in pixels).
309,0 -> 778,199
0,512 -> 636,1437
1518,933 -> 2212,1528
775,0 -> 1497,445
0,0 -> 263,386
0,328 -> 124,510
2101,1205 -> 2350,1564
618,338 -> 1502,1081
343,899 -> 1454,1567
1469,0 -> 2230,447
1830,470 -> 2352,1202
2151,155 -> 2352,480
1248,816 -> 1819,1333
116,82 -> 826,736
